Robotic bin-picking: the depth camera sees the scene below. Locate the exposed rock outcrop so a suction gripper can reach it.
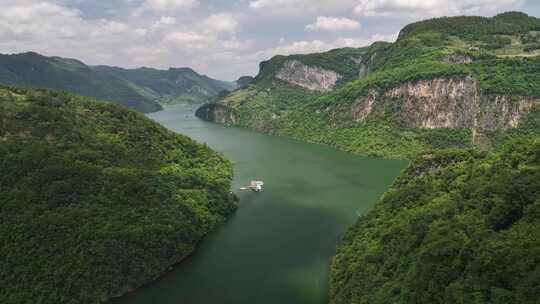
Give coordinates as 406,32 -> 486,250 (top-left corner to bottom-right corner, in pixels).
352,90 -> 378,122
387,76 -> 478,129
351,76 -> 538,131
477,95 -> 537,130
195,103 -> 238,124
275,60 -> 342,92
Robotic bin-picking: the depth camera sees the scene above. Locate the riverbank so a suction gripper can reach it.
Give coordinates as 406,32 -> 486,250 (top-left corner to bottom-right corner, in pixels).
110,105 -> 407,304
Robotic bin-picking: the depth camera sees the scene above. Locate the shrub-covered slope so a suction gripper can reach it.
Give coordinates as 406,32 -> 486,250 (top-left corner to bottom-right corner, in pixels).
198,12 -> 540,158
330,138 -> 540,304
0,86 -> 237,303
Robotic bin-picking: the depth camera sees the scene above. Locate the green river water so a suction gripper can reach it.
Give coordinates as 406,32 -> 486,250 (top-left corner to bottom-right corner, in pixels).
111,105 -> 407,304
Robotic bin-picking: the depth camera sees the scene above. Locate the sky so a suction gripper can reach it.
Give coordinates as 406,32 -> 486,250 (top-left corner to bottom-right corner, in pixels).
1,0 -> 539,81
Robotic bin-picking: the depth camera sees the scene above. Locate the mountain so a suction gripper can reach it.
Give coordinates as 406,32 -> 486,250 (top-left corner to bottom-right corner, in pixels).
0,86 -> 237,303
93,66 -> 235,105
235,76 -> 254,89
331,138 -> 540,304
0,52 -> 234,113
196,12 -> 540,158
0,52 -> 162,113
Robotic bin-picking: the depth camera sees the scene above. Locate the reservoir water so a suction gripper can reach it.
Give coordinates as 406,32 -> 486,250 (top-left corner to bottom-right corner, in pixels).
111,105 -> 407,304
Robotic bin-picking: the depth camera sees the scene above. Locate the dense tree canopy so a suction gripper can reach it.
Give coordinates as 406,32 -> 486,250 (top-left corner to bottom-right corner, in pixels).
330,139 -> 540,304
0,87 -> 237,303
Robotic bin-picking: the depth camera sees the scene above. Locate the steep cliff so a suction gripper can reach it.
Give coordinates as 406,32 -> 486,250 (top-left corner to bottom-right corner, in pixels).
275,60 -> 342,92
196,102 -> 238,125
198,12 -> 540,158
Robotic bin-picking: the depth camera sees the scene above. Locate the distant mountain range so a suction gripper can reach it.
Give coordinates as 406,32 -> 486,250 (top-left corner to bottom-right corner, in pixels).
0,52 -> 235,113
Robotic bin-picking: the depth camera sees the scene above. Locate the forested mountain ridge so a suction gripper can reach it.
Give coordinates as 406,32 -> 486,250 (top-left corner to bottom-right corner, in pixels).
0,52 -> 234,113
197,12 -> 540,158
93,66 -> 235,105
0,86 -> 237,303
330,137 -> 540,304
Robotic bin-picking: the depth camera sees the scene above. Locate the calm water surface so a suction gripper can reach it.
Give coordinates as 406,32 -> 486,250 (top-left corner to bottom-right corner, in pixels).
111,105 -> 407,304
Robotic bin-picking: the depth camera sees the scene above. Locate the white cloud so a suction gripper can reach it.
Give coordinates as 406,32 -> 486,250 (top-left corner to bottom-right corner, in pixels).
135,28 -> 148,36
0,1 -> 167,65
263,33 -> 397,57
221,39 -> 253,50
249,0 -> 305,9
150,16 -> 176,30
166,31 -> 214,45
248,0 -> 359,17
306,16 -> 361,31
0,2 -> 81,40
98,21 -> 130,35
354,0 -> 522,18
141,0 -> 198,11
201,13 -> 239,34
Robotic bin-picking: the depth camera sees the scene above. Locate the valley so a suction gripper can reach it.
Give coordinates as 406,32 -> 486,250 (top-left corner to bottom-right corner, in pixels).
1,7 -> 539,304
110,105 -> 406,304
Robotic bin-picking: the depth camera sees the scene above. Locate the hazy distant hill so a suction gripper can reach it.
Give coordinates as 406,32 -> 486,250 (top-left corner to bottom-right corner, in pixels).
0,52 -> 234,113
94,66 -> 235,105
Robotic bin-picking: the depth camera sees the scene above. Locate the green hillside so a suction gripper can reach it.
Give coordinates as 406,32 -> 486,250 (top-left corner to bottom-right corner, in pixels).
197,12 -> 540,158
0,52 -> 234,113
0,52 -> 162,113
94,66 -> 235,105
0,86 -> 237,303
330,137 -> 540,304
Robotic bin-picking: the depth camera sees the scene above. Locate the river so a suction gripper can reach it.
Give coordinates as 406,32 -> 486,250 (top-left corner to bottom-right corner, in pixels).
111,105 -> 407,304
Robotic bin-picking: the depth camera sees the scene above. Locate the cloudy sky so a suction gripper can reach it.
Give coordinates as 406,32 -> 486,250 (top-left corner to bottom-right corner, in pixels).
1,0 -> 539,80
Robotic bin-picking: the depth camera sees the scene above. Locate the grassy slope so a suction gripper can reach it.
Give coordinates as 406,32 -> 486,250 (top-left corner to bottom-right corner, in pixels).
0,86 -> 237,303
209,12 -> 540,158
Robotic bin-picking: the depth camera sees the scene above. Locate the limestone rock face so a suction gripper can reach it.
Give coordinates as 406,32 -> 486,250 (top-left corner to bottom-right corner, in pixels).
275,60 -> 342,92
351,76 -> 538,131
195,103 -> 238,124
386,77 -> 478,129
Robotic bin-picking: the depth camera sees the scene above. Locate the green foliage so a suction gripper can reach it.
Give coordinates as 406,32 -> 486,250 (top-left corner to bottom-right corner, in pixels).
94,66 -> 235,105
330,139 -> 540,304
254,46 -> 389,85
0,87 -> 237,304
398,12 -> 540,44
201,12 -> 540,159
0,52 -> 162,113
0,52 -> 234,112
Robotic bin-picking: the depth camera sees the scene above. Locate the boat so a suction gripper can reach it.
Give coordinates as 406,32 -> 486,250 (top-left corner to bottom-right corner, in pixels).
250,181 -> 264,192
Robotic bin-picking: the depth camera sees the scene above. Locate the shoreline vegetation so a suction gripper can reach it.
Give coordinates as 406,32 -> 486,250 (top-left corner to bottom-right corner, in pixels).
196,12 -> 540,303
0,10 -> 539,304
0,86 -> 238,304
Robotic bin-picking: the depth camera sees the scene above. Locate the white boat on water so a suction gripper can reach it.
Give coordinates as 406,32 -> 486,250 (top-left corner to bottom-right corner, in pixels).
240,180 -> 264,192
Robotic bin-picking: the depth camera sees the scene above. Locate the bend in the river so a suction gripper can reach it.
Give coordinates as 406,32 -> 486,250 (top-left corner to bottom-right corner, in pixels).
110,105 -> 407,304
